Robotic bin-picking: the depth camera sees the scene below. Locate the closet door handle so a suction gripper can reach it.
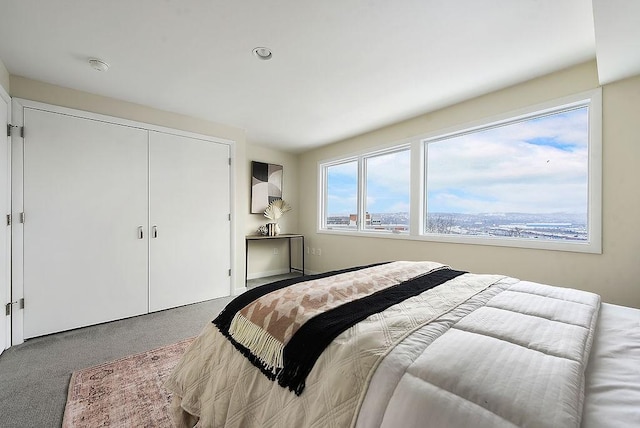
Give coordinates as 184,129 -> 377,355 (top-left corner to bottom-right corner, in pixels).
138,226 -> 144,239
152,225 -> 158,238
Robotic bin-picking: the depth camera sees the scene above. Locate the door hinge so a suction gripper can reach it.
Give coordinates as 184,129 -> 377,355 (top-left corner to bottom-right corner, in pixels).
20,212 -> 25,223
6,214 -> 10,226
228,269 -> 231,277
228,213 -> 231,221
7,125 -> 24,138
228,158 -> 231,166
5,298 -> 24,316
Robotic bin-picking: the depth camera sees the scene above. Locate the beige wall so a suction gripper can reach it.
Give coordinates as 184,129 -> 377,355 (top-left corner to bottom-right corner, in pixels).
0,58 -> 9,94
7,62 -> 640,307
9,76 -> 251,292
245,144 -> 301,278
297,61 -> 640,308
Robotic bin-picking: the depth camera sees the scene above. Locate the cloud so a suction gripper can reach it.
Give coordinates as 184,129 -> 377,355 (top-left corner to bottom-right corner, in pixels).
365,149 -> 411,213
327,150 -> 411,215
326,161 -> 358,215
426,107 -> 589,214
366,149 -> 411,192
325,107 -> 589,216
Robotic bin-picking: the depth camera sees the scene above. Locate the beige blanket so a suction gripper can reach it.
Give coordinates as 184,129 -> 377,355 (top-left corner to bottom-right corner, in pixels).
228,261 -> 447,374
166,268 -> 511,428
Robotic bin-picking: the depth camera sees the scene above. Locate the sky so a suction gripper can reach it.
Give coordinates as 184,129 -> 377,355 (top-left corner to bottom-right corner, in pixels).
327,149 -> 410,216
326,106 -> 589,217
427,106 -> 588,214
326,161 -> 358,216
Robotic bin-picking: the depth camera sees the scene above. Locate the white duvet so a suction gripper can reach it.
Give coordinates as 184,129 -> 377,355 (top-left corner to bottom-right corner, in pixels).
166,274 -> 601,428
359,280 -> 600,428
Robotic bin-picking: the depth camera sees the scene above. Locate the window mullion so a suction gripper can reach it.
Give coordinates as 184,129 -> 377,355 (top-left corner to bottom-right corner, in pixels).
358,155 -> 365,232
410,140 -> 422,236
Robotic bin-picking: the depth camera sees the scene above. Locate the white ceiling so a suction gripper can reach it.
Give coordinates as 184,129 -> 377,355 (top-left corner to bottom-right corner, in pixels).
0,1 -> 638,153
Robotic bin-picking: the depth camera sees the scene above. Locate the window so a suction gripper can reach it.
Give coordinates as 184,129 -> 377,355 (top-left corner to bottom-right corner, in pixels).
324,160 -> 358,230
425,107 -> 590,239
424,95 -> 600,252
319,90 -> 601,253
321,147 -> 411,233
364,149 -> 411,232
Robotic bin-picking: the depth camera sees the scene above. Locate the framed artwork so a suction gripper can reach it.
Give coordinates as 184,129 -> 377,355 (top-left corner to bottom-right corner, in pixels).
251,161 -> 283,213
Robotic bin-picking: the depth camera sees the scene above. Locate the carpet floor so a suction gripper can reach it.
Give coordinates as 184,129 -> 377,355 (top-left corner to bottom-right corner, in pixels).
0,274 -> 297,428
62,338 -> 194,427
0,297 -> 232,428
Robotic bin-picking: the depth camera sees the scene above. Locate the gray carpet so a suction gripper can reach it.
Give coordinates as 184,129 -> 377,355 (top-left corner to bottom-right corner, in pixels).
0,297 -> 232,428
0,274 -> 300,428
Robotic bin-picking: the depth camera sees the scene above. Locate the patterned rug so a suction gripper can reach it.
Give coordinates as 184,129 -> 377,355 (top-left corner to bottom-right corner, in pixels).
62,338 -> 194,427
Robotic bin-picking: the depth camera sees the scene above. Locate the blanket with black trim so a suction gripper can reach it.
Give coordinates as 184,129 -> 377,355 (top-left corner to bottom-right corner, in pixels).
214,261 -> 464,394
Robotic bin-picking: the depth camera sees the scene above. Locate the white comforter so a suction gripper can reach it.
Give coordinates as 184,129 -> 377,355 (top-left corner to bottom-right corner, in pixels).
166,274 -> 600,428
358,280 -> 601,428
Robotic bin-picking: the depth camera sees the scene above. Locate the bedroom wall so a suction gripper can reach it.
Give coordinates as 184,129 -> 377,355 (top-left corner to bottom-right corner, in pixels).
245,144 -> 301,279
8,75 -> 250,293
0,59 -> 9,94
297,60 -> 640,309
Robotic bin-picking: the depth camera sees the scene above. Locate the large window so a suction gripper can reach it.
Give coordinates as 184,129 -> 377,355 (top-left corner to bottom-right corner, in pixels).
319,90 -> 601,253
426,105 -> 589,243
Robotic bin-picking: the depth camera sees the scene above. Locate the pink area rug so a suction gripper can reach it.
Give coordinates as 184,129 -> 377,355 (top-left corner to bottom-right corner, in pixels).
62,338 -> 194,427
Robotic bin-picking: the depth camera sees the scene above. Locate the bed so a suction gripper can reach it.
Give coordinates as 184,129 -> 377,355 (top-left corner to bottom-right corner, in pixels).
165,261 -> 640,427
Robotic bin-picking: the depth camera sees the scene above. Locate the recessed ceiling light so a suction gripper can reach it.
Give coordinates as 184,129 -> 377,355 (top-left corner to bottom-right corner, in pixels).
252,47 -> 272,60
88,58 -> 110,72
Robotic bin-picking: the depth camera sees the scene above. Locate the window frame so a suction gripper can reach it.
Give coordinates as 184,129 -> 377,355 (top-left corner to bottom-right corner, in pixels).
318,88 -> 601,254
320,156 -> 360,231
319,144 -> 412,235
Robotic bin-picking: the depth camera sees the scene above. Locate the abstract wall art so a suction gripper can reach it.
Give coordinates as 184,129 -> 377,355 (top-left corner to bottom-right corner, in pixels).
251,161 -> 283,213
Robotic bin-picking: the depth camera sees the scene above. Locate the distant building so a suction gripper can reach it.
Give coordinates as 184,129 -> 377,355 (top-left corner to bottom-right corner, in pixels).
349,213 -> 372,226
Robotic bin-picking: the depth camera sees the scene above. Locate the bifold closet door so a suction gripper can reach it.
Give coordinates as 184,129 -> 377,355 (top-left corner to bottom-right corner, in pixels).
22,108 -> 149,338
149,131 -> 231,312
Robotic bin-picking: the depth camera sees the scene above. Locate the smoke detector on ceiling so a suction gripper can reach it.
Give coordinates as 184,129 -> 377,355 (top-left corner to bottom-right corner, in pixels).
88,58 -> 110,72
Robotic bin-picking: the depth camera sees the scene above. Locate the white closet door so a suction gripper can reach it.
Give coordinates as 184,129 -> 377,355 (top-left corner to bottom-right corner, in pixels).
149,131 -> 230,312
23,108 -> 149,338
0,92 -> 8,354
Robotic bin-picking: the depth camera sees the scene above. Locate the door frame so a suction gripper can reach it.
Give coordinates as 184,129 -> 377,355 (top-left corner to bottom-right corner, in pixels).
0,85 -> 10,353
11,98 -> 236,344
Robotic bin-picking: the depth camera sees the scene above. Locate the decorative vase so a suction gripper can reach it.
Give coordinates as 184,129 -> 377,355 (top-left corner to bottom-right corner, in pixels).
267,222 -> 280,236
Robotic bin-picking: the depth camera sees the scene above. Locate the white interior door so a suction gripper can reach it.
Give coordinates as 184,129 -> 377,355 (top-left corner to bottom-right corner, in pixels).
22,108 -> 149,338
149,131 -> 231,312
0,90 -> 9,354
